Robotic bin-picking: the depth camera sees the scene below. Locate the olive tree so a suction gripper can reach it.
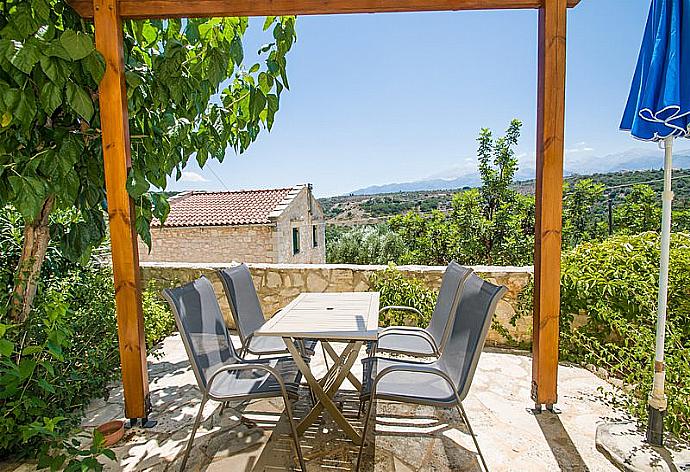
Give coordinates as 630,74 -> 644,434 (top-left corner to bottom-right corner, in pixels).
0,0 -> 297,322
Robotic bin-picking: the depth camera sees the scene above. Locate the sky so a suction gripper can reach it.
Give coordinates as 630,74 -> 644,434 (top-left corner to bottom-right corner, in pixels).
168,1 -> 670,197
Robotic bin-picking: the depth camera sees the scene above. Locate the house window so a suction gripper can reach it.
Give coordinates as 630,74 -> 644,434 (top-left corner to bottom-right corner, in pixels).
312,225 -> 318,248
292,227 -> 300,255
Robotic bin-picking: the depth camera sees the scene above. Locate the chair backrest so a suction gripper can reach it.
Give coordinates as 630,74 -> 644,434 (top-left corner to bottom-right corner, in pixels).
217,264 -> 266,346
438,273 -> 507,401
162,276 -> 239,391
426,261 -> 473,352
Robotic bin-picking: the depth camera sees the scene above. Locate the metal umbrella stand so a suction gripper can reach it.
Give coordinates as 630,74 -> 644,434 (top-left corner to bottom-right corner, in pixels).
620,0 -> 689,447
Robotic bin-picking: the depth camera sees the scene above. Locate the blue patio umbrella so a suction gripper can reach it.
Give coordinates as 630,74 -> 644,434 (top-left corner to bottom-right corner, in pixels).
620,0 -> 689,446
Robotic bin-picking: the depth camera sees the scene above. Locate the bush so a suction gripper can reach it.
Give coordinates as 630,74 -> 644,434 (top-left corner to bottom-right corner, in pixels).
0,208 -> 176,462
143,280 -> 176,349
369,265 -> 437,327
560,232 -> 690,437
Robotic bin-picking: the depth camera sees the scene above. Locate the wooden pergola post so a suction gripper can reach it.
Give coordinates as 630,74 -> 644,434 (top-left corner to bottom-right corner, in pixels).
532,0 -> 567,408
93,0 -> 149,420
71,0 -> 575,420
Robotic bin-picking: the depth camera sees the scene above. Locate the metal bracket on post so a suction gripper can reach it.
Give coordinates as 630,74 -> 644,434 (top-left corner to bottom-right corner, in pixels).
125,394 -> 157,429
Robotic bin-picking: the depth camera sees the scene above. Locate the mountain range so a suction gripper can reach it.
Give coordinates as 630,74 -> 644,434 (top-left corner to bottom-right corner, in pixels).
349,147 -> 690,195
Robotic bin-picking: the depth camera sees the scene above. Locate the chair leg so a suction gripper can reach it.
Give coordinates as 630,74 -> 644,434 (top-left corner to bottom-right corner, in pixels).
180,396 -> 207,471
356,397 -> 375,472
281,391 -> 307,471
457,403 -> 489,472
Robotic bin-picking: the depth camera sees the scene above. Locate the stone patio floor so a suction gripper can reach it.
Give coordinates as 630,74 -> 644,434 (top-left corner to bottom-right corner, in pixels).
6,333 -> 640,472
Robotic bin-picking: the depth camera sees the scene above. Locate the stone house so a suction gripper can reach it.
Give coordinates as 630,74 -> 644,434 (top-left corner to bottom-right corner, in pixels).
138,184 -> 326,264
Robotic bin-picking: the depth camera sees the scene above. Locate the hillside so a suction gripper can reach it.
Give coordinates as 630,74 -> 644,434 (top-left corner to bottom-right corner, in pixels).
349,147 -> 690,196
320,168 -> 690,222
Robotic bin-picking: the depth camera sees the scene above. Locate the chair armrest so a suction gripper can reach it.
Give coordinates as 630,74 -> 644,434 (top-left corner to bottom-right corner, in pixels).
379,305 -> 423,316
379,325 -> 427,334
206,363 -> 290,397
376,329 -> 438,354
372,363 -> 458,400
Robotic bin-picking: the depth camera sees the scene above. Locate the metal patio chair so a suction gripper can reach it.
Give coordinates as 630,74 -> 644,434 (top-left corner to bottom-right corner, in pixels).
357,273 -> 507,471
162,276 -> 306,471
374,261 -> 472,358
218,264 -> 318,358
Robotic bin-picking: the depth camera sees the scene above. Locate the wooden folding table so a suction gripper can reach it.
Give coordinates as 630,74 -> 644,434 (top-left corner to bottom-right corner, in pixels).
254,292 -> 379,445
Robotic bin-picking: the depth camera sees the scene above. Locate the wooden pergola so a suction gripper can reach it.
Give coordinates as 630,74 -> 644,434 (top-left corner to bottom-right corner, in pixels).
68,0 -> 578,422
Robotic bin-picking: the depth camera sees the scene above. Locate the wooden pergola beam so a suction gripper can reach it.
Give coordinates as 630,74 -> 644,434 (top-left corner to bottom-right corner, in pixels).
81,0 -> 572,420
532,0 -> 566,407
93,0 -> 149,419
71,0 -> 579,19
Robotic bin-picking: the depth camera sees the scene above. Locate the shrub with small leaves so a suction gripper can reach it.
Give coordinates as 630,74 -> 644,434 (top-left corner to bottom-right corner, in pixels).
560,232 -> 690,437
142,280 -> 175,349
369,264 -> 437,327
0,207 -> 176,462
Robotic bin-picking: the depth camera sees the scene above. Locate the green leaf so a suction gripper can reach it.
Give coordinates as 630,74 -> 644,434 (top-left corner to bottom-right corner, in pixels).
39,81 -> 62,115
9,175 -> 45,220
125,70 -> 144,90
17,359 -> 37,379
7,38 -> 42,74
59,30 -> 95,61
196,148 -> 208,168
37,378 -> 56,394
126,172 -> 149,199
32,0 -> 52,21
230,35 -> 243,65
263,16 -> 276,31
9,5 -> 39,39
0,339 -> 14,357
22,345 -> 43,355
1,111 -> 11,127
136,214 -> 152,248
44,40 -> 71,60
66,81 -> 94,121
40,56 -> 61,84
14,89 -> 37,125
82,51 -> 106,84
206,48 -> 228,86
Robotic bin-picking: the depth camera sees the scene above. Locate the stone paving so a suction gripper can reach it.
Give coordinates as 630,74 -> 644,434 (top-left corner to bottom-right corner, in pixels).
57,333 -> 638,472
3,332 -> 649,472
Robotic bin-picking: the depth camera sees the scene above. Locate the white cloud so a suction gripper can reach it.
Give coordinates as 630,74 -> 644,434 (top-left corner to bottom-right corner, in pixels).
565,143 -> 595,154
179,171 -> 209,183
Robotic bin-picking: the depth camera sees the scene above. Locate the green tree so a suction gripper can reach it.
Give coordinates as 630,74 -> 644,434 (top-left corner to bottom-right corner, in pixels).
389,119 -> 534,266
326,224 -> 405,265
614,184 -> 662,234
0,1 -> 296,322
562,179 -> 607,247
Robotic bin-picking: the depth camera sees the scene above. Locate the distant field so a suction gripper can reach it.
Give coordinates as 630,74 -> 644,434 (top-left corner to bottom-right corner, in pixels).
320,168 -> 690,222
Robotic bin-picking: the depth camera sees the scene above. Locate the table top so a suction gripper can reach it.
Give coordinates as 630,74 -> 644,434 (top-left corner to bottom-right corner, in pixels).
255,292 -> 380,341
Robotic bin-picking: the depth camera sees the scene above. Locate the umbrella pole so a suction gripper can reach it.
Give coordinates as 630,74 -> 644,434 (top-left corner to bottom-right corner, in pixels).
647,136 -> 674,446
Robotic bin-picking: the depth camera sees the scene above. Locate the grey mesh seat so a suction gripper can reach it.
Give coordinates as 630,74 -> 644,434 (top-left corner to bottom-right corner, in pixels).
162,276 -> 306,471
374,261 -> 472,358
218,264 -> 318,357
357,273 -> 507,471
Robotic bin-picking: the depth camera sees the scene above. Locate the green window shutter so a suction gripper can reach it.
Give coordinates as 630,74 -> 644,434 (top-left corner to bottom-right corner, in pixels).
292,227 -> 300,255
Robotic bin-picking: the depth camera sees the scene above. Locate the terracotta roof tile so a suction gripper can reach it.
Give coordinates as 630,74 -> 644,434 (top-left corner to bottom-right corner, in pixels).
154,187 -> 300,227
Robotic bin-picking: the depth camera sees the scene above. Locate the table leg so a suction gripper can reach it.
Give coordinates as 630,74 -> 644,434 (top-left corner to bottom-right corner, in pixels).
322,341 -> 362,391
283,338 -> 364,445
317,342 -> 356,388
297,341 -> 362,438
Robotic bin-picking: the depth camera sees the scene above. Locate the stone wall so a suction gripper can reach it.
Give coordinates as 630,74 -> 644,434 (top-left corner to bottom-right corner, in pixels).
142,262 -> 533,347
138,225 -> 277,264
